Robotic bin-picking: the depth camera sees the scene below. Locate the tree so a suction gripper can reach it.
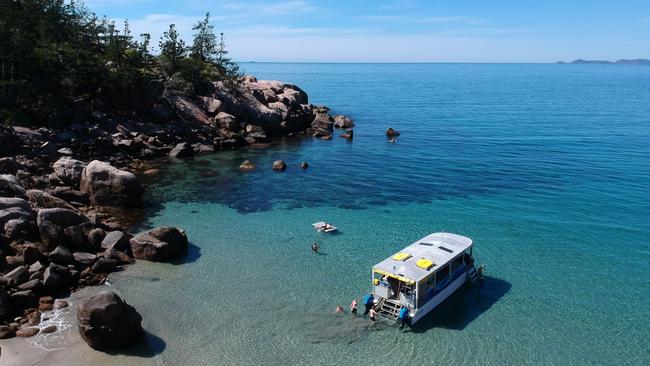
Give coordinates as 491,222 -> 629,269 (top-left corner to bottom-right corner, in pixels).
159,24 -> 186,75
190,12 -> 217,63
215,32 -> 242,89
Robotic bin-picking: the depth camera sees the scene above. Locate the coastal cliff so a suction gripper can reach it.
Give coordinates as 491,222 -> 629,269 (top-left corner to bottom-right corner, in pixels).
0,74 -> 352,346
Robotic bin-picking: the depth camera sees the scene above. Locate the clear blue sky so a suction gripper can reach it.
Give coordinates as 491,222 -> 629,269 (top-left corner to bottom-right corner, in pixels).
86,0 -> 650,62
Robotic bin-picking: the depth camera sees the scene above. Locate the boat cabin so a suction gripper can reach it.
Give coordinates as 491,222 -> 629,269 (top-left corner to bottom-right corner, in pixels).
371,232 -> 475,323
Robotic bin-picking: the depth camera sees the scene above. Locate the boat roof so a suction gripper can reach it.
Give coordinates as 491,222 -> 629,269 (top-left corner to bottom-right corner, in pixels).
373,232 -> 473,283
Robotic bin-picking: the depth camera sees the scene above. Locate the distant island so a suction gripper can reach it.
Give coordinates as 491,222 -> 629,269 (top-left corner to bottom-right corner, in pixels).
557,59 -> 650,65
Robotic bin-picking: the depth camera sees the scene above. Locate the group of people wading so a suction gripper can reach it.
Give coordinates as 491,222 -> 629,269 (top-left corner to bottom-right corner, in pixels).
336,293 -> 412,329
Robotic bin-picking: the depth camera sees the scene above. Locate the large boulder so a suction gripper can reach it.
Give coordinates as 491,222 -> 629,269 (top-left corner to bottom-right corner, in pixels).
77,290 -> 143,350
101,231 -> 132,252
80,160 -> 142,207
36,208 -> 88,248
129,226 -> 188,262
0,174 -> 26,197
51,158 -> 86,186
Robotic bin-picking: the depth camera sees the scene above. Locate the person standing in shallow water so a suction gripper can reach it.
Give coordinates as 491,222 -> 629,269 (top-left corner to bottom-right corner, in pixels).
350,298 -> 358,314
362,293 -> 374,315
369,306 -> 378,321
398,306 -> 411,329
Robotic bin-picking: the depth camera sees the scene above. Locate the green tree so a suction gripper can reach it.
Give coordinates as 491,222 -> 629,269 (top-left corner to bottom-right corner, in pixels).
215,32 -> 242,89
158,24 -> 186,75
190,12 -> 217,63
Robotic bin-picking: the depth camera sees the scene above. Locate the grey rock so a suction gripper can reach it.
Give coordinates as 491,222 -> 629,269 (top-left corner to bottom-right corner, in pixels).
101,231 -> 132,252
130,226 -> 188,262
49,246 -> 73,265
77,290 -> 143,350
51,157 -> 86,186
73,252 -> 97,265
3,266 -> 28,286
80,160 -> 142,207
169,142 -> 193,158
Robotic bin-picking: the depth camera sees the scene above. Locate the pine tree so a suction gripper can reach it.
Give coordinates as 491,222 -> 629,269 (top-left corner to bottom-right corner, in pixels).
215,32 -> 242,89
191,12 -> 217,63
159,24 -> 186,75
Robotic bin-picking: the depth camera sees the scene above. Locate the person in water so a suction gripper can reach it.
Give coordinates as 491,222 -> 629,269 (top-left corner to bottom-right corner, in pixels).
311,242 -> 320,253
369,306 -> 378,321
362,293 -> 374,315
335,305 -> 344,313
350,298 -> 358,314
398,306 -> 411,329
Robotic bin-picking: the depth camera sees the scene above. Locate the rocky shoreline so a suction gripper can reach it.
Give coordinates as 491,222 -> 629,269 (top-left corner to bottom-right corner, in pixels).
0,76 -> 352,350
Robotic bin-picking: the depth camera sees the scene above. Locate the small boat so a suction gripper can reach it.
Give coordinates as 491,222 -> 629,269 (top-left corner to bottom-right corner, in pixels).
369,232 -> 479,324
312,221 -> 337,232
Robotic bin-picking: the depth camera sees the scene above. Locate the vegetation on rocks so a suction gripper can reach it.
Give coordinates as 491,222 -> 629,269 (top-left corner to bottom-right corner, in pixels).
0,1 -> 241,128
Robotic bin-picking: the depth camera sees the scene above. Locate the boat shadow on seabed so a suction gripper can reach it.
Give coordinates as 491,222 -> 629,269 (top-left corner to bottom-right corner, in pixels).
409,275 -> 512,333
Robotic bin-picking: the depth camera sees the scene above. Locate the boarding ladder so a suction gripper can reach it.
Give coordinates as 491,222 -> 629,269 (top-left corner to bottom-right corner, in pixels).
468,265 -> 480,285
377,298 -> 402,321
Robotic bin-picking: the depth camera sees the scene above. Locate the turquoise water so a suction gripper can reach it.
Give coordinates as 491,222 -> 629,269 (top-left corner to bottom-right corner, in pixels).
110,64 -> 649,365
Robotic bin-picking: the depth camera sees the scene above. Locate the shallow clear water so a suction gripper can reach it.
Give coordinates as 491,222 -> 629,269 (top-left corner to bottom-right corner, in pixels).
55,64 -> 650,365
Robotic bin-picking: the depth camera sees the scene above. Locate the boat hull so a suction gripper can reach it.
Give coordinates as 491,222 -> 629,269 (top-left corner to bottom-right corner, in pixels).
411,271 -> 468,324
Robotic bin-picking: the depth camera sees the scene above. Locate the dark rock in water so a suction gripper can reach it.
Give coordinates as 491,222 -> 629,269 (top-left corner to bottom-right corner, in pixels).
52,157 -> 86,186
91,257 -> 119,273
239,160 -> 256,170
386,127 -> 400,137
101,231 -> 132,252
169,142 -> 193,158
0,287 -> 11,321
80,160 -> 142,208
16,327 -> 39,338
77,290 -> 144,350
49,245 -> 73,265
130,226 -> 188,262
73,252 -> 97,265
300,162 -> 309,169
41,325 -> 57,334
272,160 -> 287,171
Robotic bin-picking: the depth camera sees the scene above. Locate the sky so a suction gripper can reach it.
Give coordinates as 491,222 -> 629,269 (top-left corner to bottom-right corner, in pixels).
85,0 -> 650,62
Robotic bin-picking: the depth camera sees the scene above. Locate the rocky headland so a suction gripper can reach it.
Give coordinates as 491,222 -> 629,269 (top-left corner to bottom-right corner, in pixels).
0,76 -> 352,349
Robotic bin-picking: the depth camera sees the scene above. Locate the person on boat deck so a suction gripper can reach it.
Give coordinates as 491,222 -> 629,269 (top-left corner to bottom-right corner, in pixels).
362,293 -> 374,315
369,306 -> 378,321
350,298 -> 358,314
311,242 -> 320,253
324,223 -> 333,230
398,306 -> 411,329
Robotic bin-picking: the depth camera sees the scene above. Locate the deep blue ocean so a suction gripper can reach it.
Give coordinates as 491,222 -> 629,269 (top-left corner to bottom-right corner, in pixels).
64,63 -> 650,365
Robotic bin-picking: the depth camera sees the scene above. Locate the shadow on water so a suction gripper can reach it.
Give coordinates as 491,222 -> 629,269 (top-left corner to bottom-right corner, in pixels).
106,330 -> 166,358
410,276 -> 512,333
169,242 -> 201,265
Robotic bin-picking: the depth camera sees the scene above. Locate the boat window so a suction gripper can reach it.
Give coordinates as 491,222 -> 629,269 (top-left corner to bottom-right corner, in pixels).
418,242 -> 434,246
438,246 -> 454,253
450,256 -> 464,272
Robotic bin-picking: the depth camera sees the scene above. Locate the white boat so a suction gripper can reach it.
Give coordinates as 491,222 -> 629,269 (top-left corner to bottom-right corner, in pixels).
370,232 -> 479,324
312,221 -> 337,232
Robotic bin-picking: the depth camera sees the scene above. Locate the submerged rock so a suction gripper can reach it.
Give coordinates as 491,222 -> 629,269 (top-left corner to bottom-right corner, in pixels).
77,290 -> 143,350
130,226 -> 188,262
239,160 -> 256,170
